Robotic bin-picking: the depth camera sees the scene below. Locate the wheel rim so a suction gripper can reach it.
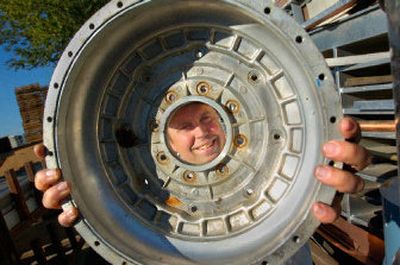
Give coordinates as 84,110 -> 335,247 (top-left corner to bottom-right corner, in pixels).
43,0 -> 342,264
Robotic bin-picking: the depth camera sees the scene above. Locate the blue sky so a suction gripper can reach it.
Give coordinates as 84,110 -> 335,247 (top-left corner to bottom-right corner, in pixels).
0,46 -> 54,138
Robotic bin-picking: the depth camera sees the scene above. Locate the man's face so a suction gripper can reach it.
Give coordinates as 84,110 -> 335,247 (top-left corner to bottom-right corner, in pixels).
167,103 -> 226,165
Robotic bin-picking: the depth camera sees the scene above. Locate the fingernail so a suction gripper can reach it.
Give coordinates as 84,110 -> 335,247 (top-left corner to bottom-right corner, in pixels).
343,119 -> 355,131
45,169 -> 57,180
57,182 -> 68,192
323,142 -> 339,156
313,204 -> 326,216
315,166 -> 329,179
66,208 -> 76,219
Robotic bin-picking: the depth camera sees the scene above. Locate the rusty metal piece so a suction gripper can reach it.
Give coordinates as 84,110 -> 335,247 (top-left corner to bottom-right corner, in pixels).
196,81 -> 211,96
215,164 -> 229,177
165,196 -> 183,208
316,217 -> 384,265
359,120 -> 396,132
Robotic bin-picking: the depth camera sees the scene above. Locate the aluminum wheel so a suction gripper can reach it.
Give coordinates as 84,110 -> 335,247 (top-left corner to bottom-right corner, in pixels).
43,0 -> 342,264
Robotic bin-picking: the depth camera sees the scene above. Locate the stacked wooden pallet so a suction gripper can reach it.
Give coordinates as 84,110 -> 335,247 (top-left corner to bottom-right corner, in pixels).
15,84 -> 48,144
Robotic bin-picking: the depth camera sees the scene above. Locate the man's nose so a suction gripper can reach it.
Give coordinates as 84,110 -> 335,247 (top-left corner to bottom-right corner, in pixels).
194,124 -> 209,138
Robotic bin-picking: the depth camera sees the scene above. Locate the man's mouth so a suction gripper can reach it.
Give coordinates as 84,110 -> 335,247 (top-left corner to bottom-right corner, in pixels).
193,138 -> 217,152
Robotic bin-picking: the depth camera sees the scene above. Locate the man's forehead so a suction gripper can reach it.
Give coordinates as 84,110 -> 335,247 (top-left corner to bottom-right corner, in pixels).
170,103 -> 215,120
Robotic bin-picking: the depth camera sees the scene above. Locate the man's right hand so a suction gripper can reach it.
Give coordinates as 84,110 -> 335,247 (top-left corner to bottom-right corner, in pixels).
34,144 -> 79,227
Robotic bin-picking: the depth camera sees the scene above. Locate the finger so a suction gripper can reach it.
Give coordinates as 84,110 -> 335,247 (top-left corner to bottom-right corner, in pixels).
339,117 -> 361,143
33,144 -> 46,158
58,206 -> 79,227
42,181 -> 71,209
315,165 -> 365,193
312,202 -> 339,224
323,140 -> 371,171
35,169 -> 62,191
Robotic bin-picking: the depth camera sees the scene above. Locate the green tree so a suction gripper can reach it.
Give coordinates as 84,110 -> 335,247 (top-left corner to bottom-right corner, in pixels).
0,0 -> 109,69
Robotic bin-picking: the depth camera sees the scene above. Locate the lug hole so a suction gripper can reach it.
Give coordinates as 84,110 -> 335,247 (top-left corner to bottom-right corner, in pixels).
115,126 -> 137,148
234,134 -> 247,148
295,35 -> 303,43
264,7 -> 271,14
157,152 -> 168,164
196,81 -> 210,95
117,1 -> 123,8
330,116 -> 336,123
318,73 -> 325,81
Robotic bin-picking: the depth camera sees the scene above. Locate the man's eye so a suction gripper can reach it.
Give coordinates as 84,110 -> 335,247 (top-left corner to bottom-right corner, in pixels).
202,116 -> 212,123
180,124 -> 194,130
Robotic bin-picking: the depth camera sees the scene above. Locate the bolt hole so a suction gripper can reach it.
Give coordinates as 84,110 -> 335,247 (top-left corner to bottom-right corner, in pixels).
234,134 -> 247,148
264,7 -> 271,14
318,73 -> 325,81
47,151 -> 54,157
160,154 -> 167,161
328,160 -> 335,166
191,206 -> 198,212
262,261 -> 269,265
198,85 -> 208,94
295,35 -> 303,43
115,126 -> 137,148
117,1 -> 123,8
89,23 -> 95,30
53,83 -> 59,89
293,235 -> 301,243
273,134 -> 280,140
330,116 -> 336,123
122,262 -> 127,265
94,241 -> 100,246
67,51 -> 73,57
47,117 -> 52,122
236,137 -> 244,145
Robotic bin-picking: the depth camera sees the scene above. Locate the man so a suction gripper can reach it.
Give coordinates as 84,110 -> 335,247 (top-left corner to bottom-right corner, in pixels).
166,102 -> 226,165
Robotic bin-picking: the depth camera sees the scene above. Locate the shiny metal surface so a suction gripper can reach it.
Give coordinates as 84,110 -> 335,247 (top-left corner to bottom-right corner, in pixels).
43,0 -> 342,264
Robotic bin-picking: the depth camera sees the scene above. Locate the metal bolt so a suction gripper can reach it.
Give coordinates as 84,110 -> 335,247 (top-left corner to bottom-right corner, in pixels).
196,81 -> 210,95
246,188 -> 254,196
183,171 -> 197,183
234,134 -> 247,148
226,100 -> 240,114
165,91 -> 177,104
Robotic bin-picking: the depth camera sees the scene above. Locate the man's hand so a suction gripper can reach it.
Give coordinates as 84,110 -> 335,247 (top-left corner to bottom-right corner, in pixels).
34,145 -> 79,227
312,117 -> 371,223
